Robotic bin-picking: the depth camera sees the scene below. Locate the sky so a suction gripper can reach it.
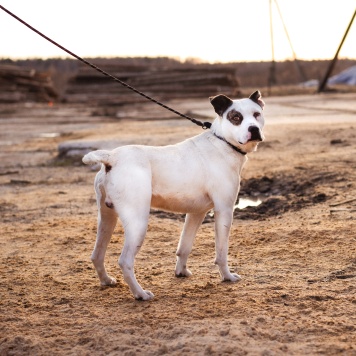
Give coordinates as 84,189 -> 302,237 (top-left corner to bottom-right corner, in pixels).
0,0 -> 355,63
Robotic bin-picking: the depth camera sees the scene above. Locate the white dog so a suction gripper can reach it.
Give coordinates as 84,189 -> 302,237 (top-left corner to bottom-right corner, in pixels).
83,91 -> 265,300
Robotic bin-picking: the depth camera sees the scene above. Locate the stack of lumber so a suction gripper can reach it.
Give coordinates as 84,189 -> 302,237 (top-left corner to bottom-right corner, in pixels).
0,64 -> 58,103
65,60 -> 239,105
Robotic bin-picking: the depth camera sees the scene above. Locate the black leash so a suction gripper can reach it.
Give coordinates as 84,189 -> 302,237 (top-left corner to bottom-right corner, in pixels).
1,5 -> 249,156
0,4 -> 212,130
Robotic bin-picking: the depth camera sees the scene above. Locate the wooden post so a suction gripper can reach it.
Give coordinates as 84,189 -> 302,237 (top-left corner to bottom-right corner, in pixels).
318,9 -> 356,93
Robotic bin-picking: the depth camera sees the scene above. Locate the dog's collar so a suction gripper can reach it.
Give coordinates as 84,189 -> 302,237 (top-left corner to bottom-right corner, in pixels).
213,133 -> 247,156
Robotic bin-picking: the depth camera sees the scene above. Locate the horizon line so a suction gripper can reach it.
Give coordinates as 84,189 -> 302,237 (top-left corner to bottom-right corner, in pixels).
1,55 -> 356,64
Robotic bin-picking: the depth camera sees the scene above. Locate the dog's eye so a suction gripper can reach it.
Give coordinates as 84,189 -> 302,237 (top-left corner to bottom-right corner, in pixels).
253,112 -> 261,119
227,110 -> 243,126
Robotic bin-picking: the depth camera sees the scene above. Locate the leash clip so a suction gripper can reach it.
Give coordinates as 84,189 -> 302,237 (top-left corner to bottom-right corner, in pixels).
202,122 -> 212,130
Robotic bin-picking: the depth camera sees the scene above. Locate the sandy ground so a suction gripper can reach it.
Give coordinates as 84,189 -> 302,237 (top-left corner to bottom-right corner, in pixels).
0,93 -> 355,355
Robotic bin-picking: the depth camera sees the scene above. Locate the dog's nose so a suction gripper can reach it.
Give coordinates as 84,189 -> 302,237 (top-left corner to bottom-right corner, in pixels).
248,126 -> 263,141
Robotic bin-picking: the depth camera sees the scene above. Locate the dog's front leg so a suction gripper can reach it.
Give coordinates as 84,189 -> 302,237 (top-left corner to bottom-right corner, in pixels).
214,210 -> 241,282
175,212 -> 206,277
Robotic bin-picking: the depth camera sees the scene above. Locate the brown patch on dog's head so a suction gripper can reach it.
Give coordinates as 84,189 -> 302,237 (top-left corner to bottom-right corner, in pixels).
227,109 -> 243,126
210,94 -> 233,116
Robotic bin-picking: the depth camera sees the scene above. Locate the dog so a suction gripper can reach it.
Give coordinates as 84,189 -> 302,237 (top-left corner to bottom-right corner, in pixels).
83,91 -> 265,300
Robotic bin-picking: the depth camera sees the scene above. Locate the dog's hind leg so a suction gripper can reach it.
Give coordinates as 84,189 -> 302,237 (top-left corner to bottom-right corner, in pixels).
115,173 -> 153,300
175,212 -> 206,277
91,182 -> 118,286
118,207 -> 153,300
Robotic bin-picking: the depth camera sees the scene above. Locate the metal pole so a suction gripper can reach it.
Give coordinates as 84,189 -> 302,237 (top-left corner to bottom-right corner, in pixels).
318,8 -> 356,93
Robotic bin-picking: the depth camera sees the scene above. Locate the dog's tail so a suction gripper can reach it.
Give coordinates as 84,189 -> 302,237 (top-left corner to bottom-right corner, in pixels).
82,150 -> 112,166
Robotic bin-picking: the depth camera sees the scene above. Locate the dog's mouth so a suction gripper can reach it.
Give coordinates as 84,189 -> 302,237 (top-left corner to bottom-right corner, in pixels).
246,137 -> 263,143
240,136 -> 264,145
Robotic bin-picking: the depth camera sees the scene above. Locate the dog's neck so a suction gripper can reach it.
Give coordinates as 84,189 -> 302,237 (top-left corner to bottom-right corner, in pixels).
212,133 -> 247,156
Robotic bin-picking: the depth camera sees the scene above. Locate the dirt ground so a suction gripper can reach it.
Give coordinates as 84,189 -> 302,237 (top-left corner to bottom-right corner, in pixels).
0,93 -> 355,355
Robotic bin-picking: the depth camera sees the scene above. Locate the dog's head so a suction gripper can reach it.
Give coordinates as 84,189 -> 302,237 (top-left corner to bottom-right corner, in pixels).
210,91 -> 265,153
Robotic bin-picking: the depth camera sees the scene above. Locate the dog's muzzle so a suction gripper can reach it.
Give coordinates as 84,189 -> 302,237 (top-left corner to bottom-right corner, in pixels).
248,126 -> 263,142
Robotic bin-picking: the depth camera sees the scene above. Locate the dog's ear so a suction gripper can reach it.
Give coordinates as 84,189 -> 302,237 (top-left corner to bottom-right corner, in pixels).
249,90 -> 265,109
209,94 -> 233,116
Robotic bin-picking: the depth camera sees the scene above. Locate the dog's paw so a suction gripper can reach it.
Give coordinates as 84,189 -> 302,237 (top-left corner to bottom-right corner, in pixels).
134,290 -> 154,301
175,268 -> 192,278
222,273 -> 242,283
100,276 -> 117,287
